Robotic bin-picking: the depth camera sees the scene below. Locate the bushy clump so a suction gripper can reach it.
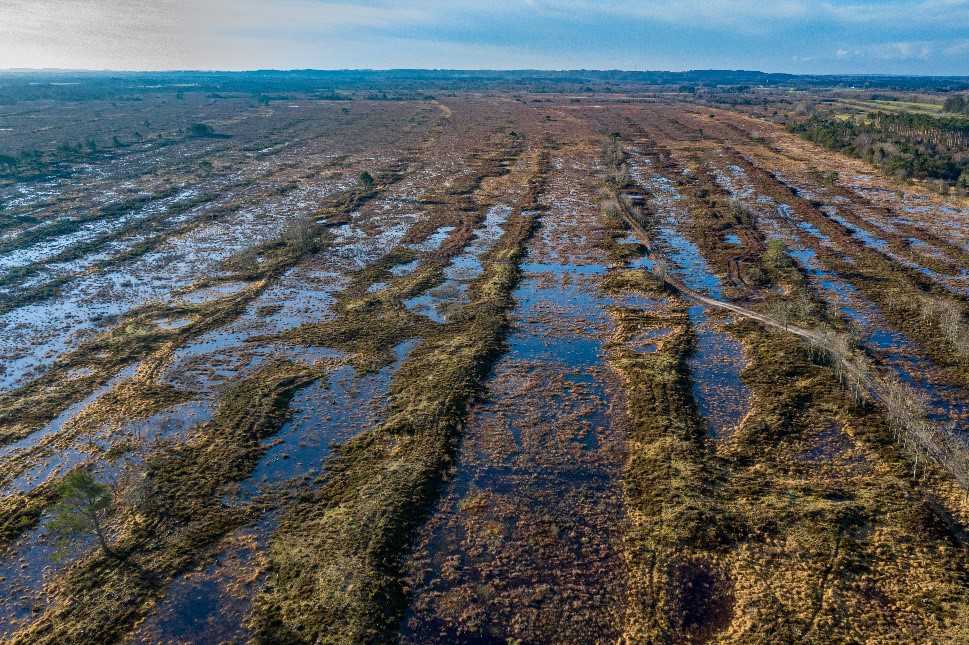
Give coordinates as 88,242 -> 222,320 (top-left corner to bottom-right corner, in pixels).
357,170 -> 375,189
601,135 -> 631,188
189,122 -> 215,137
280,216 -> 322,256
916,294 -> 967,362
762,239 -> 791,269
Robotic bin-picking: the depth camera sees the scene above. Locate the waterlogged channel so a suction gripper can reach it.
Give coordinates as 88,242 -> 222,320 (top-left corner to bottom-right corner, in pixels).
0,182 -> 428,641
790,246 -> 969,425
711,157 -> 969,428
400,180 -> 629,642
404,205 -> 511,323
631,151 -> 751,438
130,339 -> 420,644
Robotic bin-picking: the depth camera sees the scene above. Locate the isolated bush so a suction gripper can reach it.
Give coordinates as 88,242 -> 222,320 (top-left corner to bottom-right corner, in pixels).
601,135 -> 626,172
49,470 -> 117,561
763,239 -> 791,269
600,198 -> 622,221
281,216 -> 321,256
357,170 -> 375,190
189,122 -> 215,137
730,201 -> 756,227
916,294 -> 967,360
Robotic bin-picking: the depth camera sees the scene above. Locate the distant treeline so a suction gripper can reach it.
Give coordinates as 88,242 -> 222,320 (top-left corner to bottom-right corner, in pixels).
943,94 -> 969,114
790,112 -> 969,186
0,122 -> 220,180
2,69 -> 969,103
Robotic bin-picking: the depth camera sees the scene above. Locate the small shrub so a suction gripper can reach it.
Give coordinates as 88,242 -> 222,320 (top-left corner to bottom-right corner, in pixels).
281,216 -> 321,256
357,170 -> 375,190
189,123 -> 215,138
48,469 -> 117,561
763,239 -> 791,269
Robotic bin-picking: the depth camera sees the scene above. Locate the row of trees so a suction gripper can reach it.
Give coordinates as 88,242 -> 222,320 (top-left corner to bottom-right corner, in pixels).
1,122 -> 219,179
943,94 -> 969,114
790,113 -> 969,186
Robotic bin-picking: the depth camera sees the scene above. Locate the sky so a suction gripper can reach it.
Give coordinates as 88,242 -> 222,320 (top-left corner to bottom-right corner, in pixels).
1,0 -> 968,75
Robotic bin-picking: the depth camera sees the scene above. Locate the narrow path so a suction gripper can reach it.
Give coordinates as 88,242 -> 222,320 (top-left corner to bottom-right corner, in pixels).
618,199 -> 825,344
616,191 -> 969,487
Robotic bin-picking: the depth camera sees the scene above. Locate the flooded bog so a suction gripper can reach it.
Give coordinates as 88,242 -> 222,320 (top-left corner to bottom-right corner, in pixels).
404,205 -> 511,323
400,156 -> 628,643
631,153 -> 752,439
134,339 -> 419,643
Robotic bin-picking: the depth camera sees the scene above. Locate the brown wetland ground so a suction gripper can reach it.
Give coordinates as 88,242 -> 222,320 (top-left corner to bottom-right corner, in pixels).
0,78 -> 967,643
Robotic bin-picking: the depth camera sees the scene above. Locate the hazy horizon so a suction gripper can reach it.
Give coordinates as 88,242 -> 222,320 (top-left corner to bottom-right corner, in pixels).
2,66 -> 969,78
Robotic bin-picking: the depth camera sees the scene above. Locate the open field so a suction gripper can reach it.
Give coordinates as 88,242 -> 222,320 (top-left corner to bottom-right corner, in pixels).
0,73 -> 967,643
834,98 -> 948,116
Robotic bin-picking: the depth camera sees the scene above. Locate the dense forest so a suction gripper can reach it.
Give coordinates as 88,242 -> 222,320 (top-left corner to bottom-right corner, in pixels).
944,94 -> 969,114
791,111 -> 969,187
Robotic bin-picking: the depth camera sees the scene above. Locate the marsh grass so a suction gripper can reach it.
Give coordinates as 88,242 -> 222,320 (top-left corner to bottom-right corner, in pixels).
247,146 -> 547,643
598,133 -> 969,642
0,162 -> 399,448
728,149 -> 969,386
606,304 -> 735,643
9,359 -> 320,644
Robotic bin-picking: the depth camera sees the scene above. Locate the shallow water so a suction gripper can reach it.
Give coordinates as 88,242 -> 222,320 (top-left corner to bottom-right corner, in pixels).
0,176 -> 351,392
634,157 -> 750,436
403,205 -> 511,323
138,337 -> 419,643
400,240 -> 627,643
126,514 -> 275,645
407,225 -> 454,252
688,307 -> 751,438
791,247 -> 969,424
0,363 -> 139,461
178,281 -> 251,305
236,339 -> 418,501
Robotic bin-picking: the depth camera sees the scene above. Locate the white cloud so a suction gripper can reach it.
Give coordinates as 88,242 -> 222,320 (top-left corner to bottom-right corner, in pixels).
520,0 -> 969,29
943,39 -> 969,55
833,40 -> 936,61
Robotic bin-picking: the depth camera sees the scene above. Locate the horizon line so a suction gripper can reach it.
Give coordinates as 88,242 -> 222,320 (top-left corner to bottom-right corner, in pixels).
2,67 -> 969,79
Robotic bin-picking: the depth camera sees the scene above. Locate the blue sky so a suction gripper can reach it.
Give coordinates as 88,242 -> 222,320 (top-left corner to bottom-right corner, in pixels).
2,1 -> 968,74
